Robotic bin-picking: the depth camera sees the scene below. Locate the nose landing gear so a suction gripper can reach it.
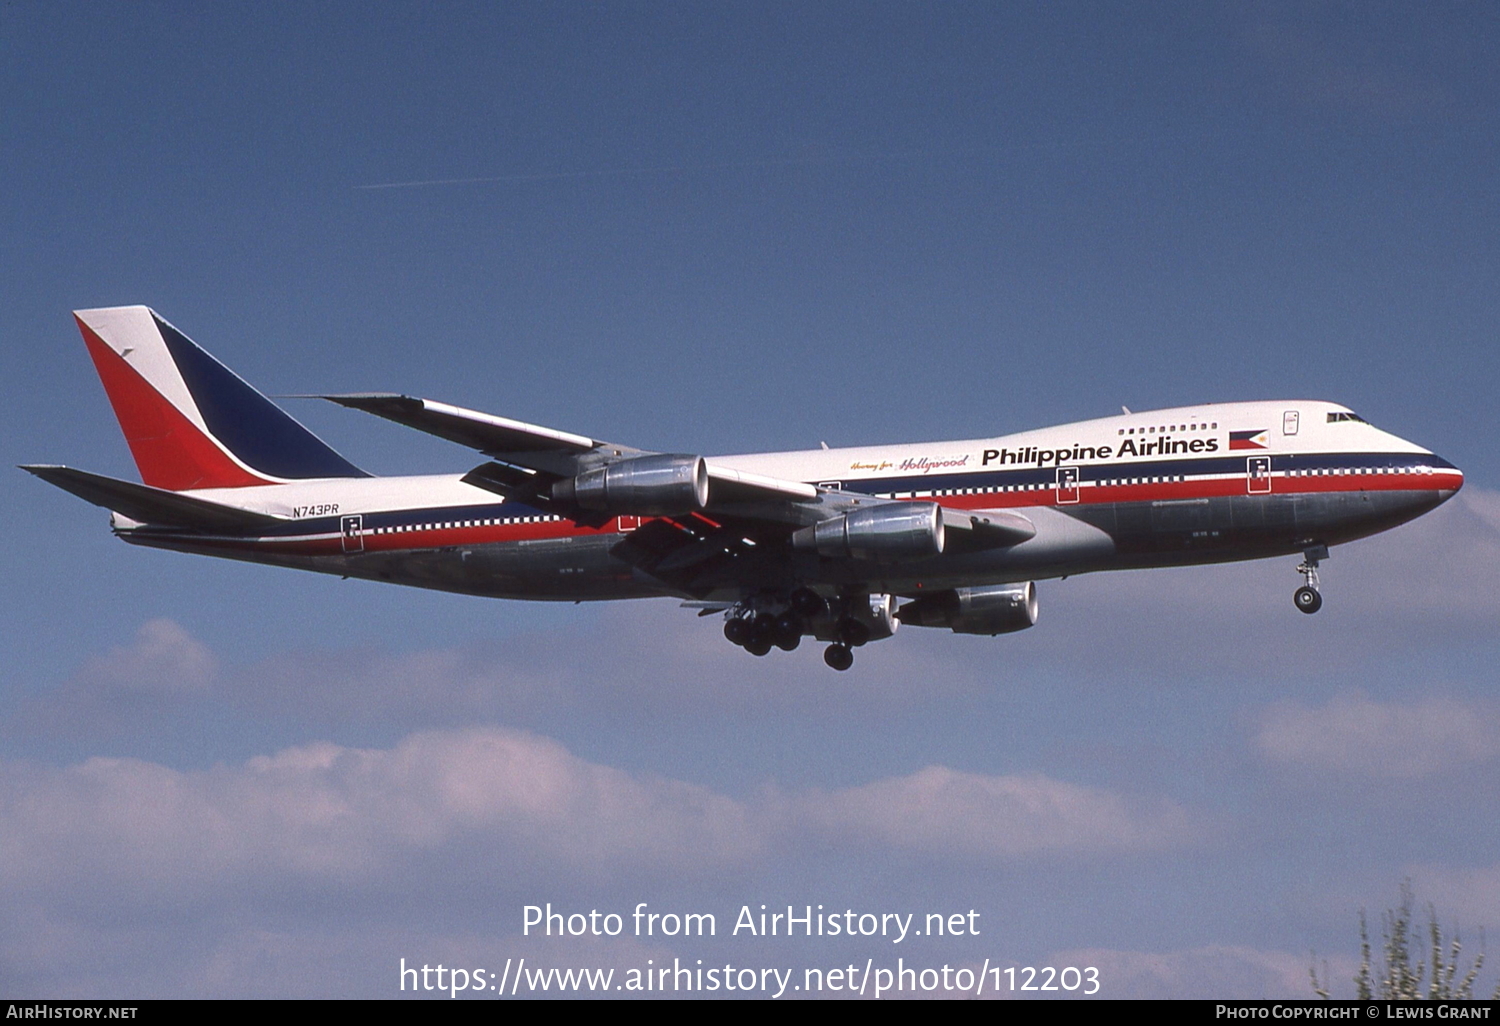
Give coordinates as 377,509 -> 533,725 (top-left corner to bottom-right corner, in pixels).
1293,545 -> 1328,614
1294,584 -> 1322,614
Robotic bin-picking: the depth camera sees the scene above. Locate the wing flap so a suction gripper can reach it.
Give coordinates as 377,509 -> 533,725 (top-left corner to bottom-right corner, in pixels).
608,518 -> 742,595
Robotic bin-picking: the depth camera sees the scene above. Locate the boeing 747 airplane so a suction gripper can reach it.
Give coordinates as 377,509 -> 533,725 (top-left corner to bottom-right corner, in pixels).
25,307 -> 1464,669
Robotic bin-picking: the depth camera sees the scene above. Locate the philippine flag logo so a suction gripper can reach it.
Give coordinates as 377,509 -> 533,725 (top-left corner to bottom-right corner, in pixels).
1229,429 -> 1270,450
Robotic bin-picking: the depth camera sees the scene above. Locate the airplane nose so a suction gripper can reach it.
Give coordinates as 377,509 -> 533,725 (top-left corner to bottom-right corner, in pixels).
1431,455 -> 1463,503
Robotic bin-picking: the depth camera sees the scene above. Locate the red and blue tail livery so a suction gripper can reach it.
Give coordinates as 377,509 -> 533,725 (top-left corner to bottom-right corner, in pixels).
27,306 -> 1464,670
74,306 -> 367,490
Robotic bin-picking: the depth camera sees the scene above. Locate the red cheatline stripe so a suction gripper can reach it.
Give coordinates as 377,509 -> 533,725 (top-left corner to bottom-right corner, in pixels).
137,473 -> 1460,555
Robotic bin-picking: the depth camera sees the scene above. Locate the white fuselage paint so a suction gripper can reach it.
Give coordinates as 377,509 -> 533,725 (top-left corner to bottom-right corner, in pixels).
121,399 -> 1460,605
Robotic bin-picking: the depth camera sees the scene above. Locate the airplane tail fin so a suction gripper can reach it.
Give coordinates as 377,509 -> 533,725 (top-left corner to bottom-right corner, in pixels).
73,306 -> 369,490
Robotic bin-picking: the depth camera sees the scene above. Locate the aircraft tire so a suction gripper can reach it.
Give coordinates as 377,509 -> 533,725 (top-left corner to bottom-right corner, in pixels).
790,588 -> 827,618
773,613 -> 804,650
724,619 -> 750,646
824,644 -> 854,671
1294,586 -> 1322,614
837,617 -> 871,647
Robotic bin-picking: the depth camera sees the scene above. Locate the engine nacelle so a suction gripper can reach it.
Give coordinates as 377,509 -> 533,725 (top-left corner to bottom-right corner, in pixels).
792,502 -> 944,562
804,592 -> 900,644
552,454 -> 709,515
897,582 -> 1038,635
860,592 -> 900,641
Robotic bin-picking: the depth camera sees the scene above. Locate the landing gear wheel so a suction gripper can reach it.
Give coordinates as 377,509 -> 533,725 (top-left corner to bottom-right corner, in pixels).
1293,545 -> 1327,615
790,588 -> 827,619
824,644 -> 854,671
836,617 -> 871,648
742,614 -> 775,655
773,612 -> 804,651
724,618 -> 750,646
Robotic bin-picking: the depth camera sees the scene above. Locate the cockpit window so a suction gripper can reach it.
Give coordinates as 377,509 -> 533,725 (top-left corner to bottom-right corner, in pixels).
1327,412 -> 1367,423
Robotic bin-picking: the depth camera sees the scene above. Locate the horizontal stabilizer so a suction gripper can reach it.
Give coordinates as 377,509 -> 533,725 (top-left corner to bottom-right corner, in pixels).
320,393 -> 599,456
20,465 -> 283,532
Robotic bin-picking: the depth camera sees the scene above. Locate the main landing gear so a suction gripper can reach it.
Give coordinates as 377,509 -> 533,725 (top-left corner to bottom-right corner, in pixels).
722,589 -> 872,671
820,613 -> 870,672
723,611 -> 801,655
724,588 -> 821,658
1293,545 -> 1329,614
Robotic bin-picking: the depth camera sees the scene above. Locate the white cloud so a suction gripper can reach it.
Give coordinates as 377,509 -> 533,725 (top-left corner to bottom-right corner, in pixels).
0,732 -> 1191,907
1256,692 -> 1500,778
0,722 -> 1199,995
6,619 -> 223,740
800,766 -> 1192,857
75,617 -> 217,695
0,727 -> 763,904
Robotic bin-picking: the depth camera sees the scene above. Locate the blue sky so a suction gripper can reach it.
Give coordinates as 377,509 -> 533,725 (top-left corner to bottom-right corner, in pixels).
3,2 -> 1498,998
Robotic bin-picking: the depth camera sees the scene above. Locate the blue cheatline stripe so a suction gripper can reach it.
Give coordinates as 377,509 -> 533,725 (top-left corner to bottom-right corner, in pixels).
154,314 -> 370,480
843,451 -> 1455,497
261,501 -> 543,537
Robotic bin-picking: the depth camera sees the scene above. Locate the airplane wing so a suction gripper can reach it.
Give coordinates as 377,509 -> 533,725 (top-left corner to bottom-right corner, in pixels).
324,391 -> 1034,594
703,464 -> 818,503
321,393 -> 819,507
320,393 -> 604,461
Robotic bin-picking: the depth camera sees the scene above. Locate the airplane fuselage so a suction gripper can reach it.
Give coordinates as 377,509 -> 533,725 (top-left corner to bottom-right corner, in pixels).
119,399 -> 1462,603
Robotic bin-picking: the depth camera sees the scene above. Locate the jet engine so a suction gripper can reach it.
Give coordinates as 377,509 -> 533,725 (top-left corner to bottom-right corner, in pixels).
552,454 -> 709,516
792,502 -> 944,561
897,582 -> 1038,635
